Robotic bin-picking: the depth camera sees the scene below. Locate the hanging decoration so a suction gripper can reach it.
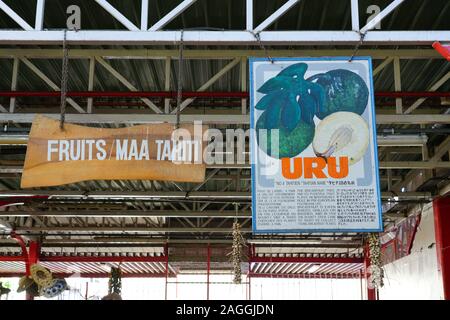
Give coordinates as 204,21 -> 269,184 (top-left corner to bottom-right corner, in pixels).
30,263 -> 53,287
230,205 -> 246,285
0,282 -> 11,298
40,279 -> 68,299
17,264 -> 68,299
368,233 -> 384,288
102,266 -> 122,300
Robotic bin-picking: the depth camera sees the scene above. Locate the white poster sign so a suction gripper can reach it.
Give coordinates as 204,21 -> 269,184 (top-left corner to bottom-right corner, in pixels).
250,57 -> 382,233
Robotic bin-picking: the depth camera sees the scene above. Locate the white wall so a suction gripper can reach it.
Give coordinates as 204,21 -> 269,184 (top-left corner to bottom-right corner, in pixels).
379,203 -> 444,300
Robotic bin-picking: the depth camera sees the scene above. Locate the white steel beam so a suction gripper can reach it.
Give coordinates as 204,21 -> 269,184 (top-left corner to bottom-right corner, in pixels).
404,71 -> 450,114
94,0 -> 139,31
9,57 -> 19,112
254,0 -> 300,32
246,0 -> 253,31
0,31 -> 449,46
0,1 -> 33,30
170,58 -> 240,114
141,0 -> 149,30
20,58 -> 86,113
149,0 -> 197,31
95,57 -> 162,113
35,0 -> 46,30
350,0 -> 359,31
0,49 -> 440,59
360,0 -> 405,33
2,113 -> 450,125
0,104 -> 7,113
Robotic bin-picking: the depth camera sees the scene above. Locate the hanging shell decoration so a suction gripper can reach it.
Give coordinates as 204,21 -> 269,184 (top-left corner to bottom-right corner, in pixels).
231,221 -> 246,284
17,276 -> 34,293
30,264 -> 54,287
368,233 -> 384,288
40,279 -> 68,299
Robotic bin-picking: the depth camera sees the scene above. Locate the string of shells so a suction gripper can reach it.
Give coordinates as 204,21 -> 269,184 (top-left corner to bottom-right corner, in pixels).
368,233 -> 384,288
231,221 -> 246,284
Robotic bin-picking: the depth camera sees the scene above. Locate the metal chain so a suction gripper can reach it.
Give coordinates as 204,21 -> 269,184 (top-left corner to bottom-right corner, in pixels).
249,31 -> 274,64
60,29 -> 69,130
349,32 -> 366,62
176,29 -> 184,129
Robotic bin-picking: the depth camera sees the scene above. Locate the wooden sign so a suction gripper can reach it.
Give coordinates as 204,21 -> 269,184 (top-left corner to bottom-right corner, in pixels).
21,115 -> 207,188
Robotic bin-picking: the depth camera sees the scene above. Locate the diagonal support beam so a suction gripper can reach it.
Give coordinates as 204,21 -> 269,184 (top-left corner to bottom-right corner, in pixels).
149,0 -> 197,31
9,57 -> 19,112
95,0 -> 139,31
170,58 -> 240,114
360,0 -> 405,33
254,0 -> 301,32
373,57 -> 393,76
95,57 -> 162,113
0,104 -> 7,113
0,0 -> 33,30
20,58 -> 85,113
404,71 -> 450,114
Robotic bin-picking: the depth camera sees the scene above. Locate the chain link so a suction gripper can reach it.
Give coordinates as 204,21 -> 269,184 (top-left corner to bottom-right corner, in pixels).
249,31 -> 274,64
60,29 -> 69,130
349,32 -> 366,62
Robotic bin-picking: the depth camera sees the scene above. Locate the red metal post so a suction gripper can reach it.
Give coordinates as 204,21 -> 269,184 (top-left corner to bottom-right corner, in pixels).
206,244 -> 211,300
363,245 -> 377,300
9,232 -> 29,273
433,197 -> 450,300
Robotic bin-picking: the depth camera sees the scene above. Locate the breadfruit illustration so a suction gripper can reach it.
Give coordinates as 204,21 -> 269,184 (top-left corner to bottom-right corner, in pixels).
312,111 -> 369,165
307,69 -> 369,119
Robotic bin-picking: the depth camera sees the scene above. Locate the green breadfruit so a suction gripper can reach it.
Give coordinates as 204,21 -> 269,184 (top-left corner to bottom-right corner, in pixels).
256,112 -> 315,159
309,69 -> 369,119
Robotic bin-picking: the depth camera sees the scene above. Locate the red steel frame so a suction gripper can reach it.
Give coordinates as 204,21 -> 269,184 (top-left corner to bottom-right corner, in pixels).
433,197 -> 450,300
433,41 -> 450,61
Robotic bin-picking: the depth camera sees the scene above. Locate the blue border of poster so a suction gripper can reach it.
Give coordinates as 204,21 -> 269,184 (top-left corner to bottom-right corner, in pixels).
250,57 -> 383,233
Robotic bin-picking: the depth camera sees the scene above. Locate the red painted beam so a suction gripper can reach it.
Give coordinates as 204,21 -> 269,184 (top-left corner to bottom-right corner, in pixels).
250,256 -> 363,264
433,42 -> 450,61
0,255 -> 25,262
0,272 -> 176,278
248,273 -> 360,279
433,196 -> 450,300
39,255 -> 166,263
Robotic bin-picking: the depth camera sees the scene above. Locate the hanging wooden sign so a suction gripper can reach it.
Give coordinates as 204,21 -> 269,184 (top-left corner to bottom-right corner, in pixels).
21,115 -> 207,188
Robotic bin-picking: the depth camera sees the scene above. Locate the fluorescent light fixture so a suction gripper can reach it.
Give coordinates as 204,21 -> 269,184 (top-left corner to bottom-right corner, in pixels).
306,264 -> 321,273
401,187 -> 406,192
393,196 -> 399,201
